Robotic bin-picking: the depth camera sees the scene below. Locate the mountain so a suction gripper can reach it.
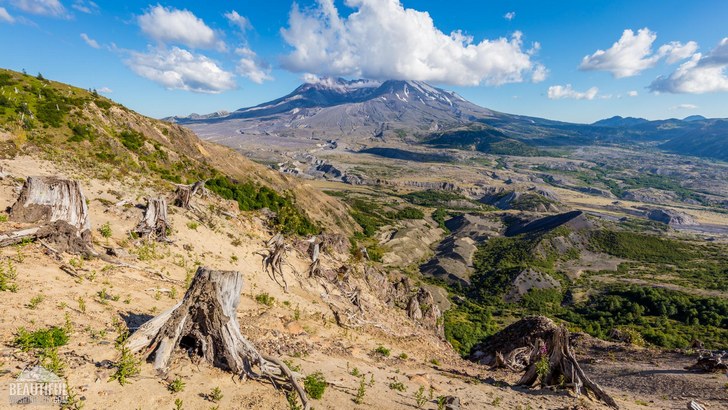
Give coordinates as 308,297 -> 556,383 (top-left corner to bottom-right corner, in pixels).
171,78 -> 728,162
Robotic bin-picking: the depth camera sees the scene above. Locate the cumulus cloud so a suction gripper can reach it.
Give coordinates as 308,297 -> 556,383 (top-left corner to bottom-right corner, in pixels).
138,5 -> 224,50
235,47 -> 272,84
0,7 -> 14,22
125,46 -> 236,93
71,0 -> 97,14
10,0 -> 66,17
547,84 -> 599,100
627,90 -> 638,97
281,0 -> 545,86
225,10 -> 251,31
649,38 -> 728,94
504,11 -> 515,21
80,33 -> 99,48
580,28 -> 697,78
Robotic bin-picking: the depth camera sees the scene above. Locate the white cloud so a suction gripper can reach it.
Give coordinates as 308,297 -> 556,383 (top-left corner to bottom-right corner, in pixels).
627,90 -> 638,97
547,84 -> 599,100
0,7 -> 14,22
225,10 -> 251,31
671,103 -> 697,110
658,41 -> 699,64
10,0 -> 66,17
504,11 -> 515,21
98,86 -> 112,93
579,28 -> 697,78
71,0 -> 97,14
281,0 -> 545,86
125,46 -> 236,93
138,5 -> 224,50
235,47 -> 272,84
80,33 -> 99,49
650,38 -> 728,94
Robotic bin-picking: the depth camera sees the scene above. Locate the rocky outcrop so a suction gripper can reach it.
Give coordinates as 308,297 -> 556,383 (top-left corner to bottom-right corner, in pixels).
504,269 -> 561,302
365,270 -> 445,338
505,210 -> 591,237
480,187 -> 561,213
380,219 -> 443,266
647,208 -> 697,226
575,186 -> 617,198
420,214 -> 501,285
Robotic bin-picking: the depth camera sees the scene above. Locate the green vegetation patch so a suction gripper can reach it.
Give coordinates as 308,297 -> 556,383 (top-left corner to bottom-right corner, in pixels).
206,177 -> 319,236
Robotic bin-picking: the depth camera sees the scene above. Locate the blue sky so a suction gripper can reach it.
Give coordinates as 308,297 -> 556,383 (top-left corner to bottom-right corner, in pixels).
1,0 -> 726,123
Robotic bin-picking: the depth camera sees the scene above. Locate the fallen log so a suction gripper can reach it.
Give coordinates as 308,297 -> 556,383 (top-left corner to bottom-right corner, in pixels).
126,267 -> 309,409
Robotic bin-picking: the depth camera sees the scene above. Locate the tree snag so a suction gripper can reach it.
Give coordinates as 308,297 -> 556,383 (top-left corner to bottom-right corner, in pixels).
134,197 -> 170,241
126,267 -> 310,409
260,234 -> 290,292
306,236 -> 322,277
173,180 -> 206,209
6,176 -> 92,254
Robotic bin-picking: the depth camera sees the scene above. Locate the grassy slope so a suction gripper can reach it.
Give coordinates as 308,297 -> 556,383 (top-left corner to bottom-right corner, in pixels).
0,68 -> 355,235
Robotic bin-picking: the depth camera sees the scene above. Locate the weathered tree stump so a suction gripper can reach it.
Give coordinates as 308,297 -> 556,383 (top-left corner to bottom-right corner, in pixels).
173,180 -> 206,209
470,317 -> 618,409
6,176 -> 92,253
306,236 -> 322,277
687,351 -> 727,373
126,267 -> 309,409
134,197 -> 170,241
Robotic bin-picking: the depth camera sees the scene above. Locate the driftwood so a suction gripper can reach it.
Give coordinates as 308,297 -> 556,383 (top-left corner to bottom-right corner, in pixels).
126,267 -> 309,409
4,177 -> 92,254
135,197 -> 170,241
173,181 -> 206,209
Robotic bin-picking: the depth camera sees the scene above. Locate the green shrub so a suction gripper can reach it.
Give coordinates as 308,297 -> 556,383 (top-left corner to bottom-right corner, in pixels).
118,130 -> 145,151
255,293 -> 275,306
389,380 -> 407,391
373,345 -> 390,357
168,376 -> 185,393
396,207 -> 424,220
303,371 -> 326,400
15,326 -> 69,350
98,222 -> 112,238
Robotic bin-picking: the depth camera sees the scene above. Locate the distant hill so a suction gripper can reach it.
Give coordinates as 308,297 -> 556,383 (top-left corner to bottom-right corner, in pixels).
592,116 -> 649,127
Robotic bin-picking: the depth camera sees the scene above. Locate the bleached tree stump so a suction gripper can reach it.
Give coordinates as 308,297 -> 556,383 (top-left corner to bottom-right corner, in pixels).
126,267 -> 310,409
7,176 -> 92,253
134,197 -> 170,241
173,180 -> 206,209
